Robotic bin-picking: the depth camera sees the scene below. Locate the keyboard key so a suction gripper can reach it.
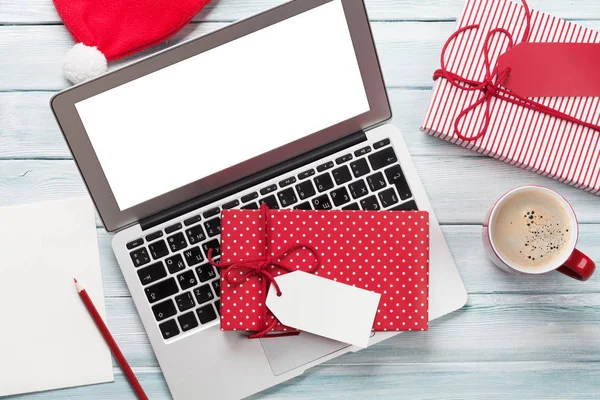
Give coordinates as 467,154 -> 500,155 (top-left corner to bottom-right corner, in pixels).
178,311 -> 199,332
130,247 -> 151,267
167,232 -> 187,252
277,188 -> 298,207
148,240 -> 169,260
360,195 -> 381,210
366,172 -> 387,192
391,200 -> 419,211
312,194 -> 333,210
317,161 -> 334,172
384,165 -> 412,200
215,300 -> 221,315
152,299 -> 177,322
335,153 -> 353,164
145,278 -> 178,304
204,217 -> 221,237
279,177 -> 296,188
314,173 -> 334,192
183,246 -> 204,267
330,187 -> 351,207
177,270 -> 198,290
145,231 -> 163,242
212,280 -> 220,297
373,138 -> 391,149
165,254 -> 186,274
350,158 -> 370,178
378,188 -> 399,208
241,192 -> 258,203
349,180 -> 369,199
222,199 -> 240,209
241,202 -> 258,210
369,147 -> 398,170
202,239 -> 221,258
294,202 -> 312,210
196,304 -> 217,324
298,169 -> 315,180
159,319 -> 180,339
196,263 -> 217,282
183,215 -> 202,226
259,195 -> 279,209
193,284 -> 214,305
332,165 -> 352,185
260,184 -> 278,195
175,291 -> 196,312
296,180 -> 316,200
203,208 -> 220,218
354,146 -> 372,157
165,222 -> 182,234
185,224 -> 206,245
126,238 -> 143,250
342,203 -> 360,210
137,261 -> 167,286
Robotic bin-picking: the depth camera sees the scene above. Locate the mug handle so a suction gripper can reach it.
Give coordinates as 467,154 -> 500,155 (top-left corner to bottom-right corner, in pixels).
557,249 -> 596,281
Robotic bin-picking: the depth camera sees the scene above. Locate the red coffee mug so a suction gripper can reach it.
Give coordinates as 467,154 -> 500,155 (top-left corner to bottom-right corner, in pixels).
483,186 -> 595,281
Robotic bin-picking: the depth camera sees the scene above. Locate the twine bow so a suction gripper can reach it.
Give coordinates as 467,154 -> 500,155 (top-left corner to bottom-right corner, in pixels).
433,0 -> 600,141
208,202 -> 321,339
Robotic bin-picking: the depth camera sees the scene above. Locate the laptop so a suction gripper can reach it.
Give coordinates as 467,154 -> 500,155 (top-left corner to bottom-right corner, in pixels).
50,0 -> 468,398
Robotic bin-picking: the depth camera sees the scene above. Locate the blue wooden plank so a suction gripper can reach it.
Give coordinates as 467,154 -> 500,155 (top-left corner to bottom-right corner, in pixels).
3,0 -> 600,24
9,362 -> 600,400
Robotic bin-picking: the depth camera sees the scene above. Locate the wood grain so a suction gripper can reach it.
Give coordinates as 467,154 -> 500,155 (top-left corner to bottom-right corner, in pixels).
3,0 -> 600,24
1,159 -> 598,225
15,361 -> 600,400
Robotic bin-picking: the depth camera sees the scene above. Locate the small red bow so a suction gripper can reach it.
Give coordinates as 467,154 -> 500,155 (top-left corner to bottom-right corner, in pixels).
208,202 -> 321,339
433,0 -> 600,141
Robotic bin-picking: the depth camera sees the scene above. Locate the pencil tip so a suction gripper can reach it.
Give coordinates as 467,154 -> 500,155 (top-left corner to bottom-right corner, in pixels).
74,279 -> 84,293
74,278 -> 78,283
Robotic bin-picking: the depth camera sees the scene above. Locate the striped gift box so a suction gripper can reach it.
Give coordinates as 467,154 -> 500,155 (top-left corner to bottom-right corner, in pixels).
421,0 -> 600,195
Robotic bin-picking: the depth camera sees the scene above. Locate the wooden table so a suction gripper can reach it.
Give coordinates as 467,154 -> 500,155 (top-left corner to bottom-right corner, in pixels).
2,0 -> 599,398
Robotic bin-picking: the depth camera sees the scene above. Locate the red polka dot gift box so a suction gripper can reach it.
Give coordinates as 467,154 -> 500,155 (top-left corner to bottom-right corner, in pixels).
209,204 -> 430,337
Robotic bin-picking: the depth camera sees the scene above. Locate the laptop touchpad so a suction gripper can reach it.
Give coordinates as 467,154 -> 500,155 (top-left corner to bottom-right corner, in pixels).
260,333 -> 350,376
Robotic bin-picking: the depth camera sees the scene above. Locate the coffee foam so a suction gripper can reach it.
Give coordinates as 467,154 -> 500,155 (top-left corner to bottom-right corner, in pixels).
492,189 -> 573,270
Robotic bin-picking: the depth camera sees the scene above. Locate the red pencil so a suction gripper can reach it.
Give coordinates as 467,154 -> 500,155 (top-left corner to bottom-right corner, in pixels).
75,279 -> 149,400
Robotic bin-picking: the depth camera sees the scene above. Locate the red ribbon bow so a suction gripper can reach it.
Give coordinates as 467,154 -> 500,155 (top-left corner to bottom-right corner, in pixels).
433,0 -> 600,141
208,202 -> 321,339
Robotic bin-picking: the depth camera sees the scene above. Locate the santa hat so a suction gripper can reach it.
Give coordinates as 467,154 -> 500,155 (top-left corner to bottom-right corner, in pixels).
53,0 -> 212,85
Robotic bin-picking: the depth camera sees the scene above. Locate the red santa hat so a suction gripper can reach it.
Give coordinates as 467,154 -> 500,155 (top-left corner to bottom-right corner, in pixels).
53,0 -> 212,84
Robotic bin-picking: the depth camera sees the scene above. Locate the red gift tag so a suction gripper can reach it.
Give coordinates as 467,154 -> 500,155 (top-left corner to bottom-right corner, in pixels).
497,43 -> 600,97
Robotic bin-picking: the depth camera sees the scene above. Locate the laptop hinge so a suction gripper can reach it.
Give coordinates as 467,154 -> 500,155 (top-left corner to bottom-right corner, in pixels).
140,131 -> 367,231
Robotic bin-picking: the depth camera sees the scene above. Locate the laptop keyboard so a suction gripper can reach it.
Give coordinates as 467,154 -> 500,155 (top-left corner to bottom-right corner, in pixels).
125,138 -> 418,340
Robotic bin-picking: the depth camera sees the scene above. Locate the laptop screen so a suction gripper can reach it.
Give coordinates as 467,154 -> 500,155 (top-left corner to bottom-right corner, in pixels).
74,0 -> 370,211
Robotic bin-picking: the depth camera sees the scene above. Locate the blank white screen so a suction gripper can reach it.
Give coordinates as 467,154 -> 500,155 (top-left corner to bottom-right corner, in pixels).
75,0 -> 369,211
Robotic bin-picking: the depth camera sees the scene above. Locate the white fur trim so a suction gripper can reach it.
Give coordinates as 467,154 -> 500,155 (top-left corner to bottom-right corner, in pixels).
63,43 -> 107,85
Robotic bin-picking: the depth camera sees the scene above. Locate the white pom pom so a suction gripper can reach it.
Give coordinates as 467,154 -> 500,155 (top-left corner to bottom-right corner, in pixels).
63,43 -> 107,85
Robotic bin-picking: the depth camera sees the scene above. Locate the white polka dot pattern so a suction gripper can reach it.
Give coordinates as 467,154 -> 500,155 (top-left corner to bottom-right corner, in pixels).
218,209 -> 430,332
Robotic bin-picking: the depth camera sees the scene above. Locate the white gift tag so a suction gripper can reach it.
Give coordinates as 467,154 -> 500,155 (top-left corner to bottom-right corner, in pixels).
266,271 -> 381,348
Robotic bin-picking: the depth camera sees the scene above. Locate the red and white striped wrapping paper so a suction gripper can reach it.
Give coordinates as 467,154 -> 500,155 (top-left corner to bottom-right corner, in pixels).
421,0 -> 600,195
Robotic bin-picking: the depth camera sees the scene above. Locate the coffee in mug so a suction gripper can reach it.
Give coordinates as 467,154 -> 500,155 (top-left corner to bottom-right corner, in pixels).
483,186 -> 595,281
491,188 -> 573,270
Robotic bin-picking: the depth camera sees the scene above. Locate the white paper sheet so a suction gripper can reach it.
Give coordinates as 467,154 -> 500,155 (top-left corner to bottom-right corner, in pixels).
0,197 -> 114,397
266,271 -> 381,348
